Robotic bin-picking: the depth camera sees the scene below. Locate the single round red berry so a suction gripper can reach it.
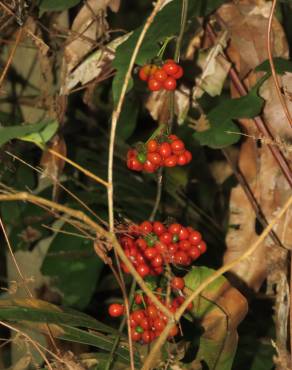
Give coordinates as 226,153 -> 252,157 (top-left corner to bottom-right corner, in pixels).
168,325 -> 179,338
140,221 -> 153,234
139,65 -> 151,81
147,152 -> 162,166
164,155 -> 177,167
179,227 -> 189,240
143,160 -> 156,173
177,153 -> 187,166
184,150 -> 192,163
147,139 -> 158,153
108,303 -> 124,317
174,251 -> 189,265
144,247 -> 158,260
163,77 -> 177,91
159,142 -> 172,158
171,139 -> 185,152
171,277 -> 185,290
189,231 -> 202,245
131,328 -> 141,341
137,264 -> 150,277
159,232 -> 172,244
189,246 -> 200,260
173,65 -> 184,79
163,62 -> 179,76
153,221 -> 166,236
146,305 -> 158,319
135,294 -> 143,305
197,241 -> 207,254
142,330 -> 152,344
148,78 -> 162,91
179,240 -> 191,251
131,310 -> 145,323
151,254 -> 163,267
153,68 -> 168,82
140,317 -> 150,330
169,223 -> 182,235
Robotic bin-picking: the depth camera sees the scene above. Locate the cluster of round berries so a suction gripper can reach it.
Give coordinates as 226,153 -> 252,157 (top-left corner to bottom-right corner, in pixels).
138,60 -> 183,91
119,220 -> 207,278
108,280 -> 191,344
127,134 -> 192,173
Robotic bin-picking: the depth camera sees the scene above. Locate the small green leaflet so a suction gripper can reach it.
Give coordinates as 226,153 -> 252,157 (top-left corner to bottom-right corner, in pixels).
255,57 -> 292,75
193,77 -> 267,149
0,120 -> 58,149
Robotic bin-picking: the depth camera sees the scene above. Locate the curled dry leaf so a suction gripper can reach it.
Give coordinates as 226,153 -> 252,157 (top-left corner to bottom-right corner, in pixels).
63,33 -> 131,93
62,0 -> 121,93
194,31 -> 231,99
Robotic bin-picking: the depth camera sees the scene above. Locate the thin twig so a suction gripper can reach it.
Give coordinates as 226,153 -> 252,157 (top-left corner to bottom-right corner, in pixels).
48,149 -> 109,188
107,0 -> 166,232
267,0 -> 292,128
142,194 -> 292,369
0,27 -> 24,89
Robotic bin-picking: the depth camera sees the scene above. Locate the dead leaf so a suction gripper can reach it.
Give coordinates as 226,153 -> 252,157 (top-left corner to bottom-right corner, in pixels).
63,0 -> 120,74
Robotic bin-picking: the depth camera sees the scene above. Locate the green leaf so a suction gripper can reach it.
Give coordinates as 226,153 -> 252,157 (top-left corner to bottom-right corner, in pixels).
19,121 -> 58,148
184,267 -> 239,370
194,84 -> 265,149
60,326 -> 141,366
0,299 -> 116,334
116,94 -> 139,140
255,57 -> 292,74
0,120 -> 58,149
41,224 -> 103,309
39,0 -> 81,11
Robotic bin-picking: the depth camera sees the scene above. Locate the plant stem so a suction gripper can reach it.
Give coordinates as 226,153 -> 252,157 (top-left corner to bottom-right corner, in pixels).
105,279 -> 137,370
149,168 -> 163,221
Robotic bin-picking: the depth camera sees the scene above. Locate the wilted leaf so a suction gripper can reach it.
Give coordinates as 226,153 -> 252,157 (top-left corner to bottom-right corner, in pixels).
184,267 -> 248,370
195,31 -> 230,98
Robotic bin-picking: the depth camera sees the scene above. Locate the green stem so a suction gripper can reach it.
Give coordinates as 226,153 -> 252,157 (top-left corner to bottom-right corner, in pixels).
104,279 -> 137,370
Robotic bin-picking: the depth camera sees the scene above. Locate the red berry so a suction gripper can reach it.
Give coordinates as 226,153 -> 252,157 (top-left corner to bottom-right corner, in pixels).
156,242 -> 167,254
159,232 -> 172,244
173,65 -> 184,79
137,264 -> 150,277
148,78 -> 162,91
140,221 -> 153,234
142,330 -> 152,344
108,303 -> 124,317
168,325 -> 179,338
184,150 -> 192,163
140,317 -> 150,330
171,277 -> 185,290
146,305 -> 158,319
153,221 -> 166,236
153,318 -> 165,331
127,149 -> 137,159
189,246 -> 200,260
164,155 -> 177,167
153,68 -> 168,82
168,243 -> 177,253
135,294 -> 143,305
197,241 -> 207,254
179,227 -> 189,240
171,139 -> 185,152
143,160 -> 156,173
147,139 -> 158,153
154,266 -> 163,275
151,254 -> 163,267
136,238 -> 147,250
159,142 -> 172,158
144,247 -> 158,260
168,134 -> 178,141
139,65 -> 150,81
179,240 -> 191,251
174,251 -> 189,265
163,77 -> 177,91
131,328 -> 141,341
147,152 -> 162,166
189,231 -> 202,245
177,153 -> 187,166
131,309 -> 145,323
169,223 -> 182,235
163,62 -> 179,76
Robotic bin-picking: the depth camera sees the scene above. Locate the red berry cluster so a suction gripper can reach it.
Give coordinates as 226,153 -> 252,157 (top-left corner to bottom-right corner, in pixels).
119,221 -> 207,278
109,282 -> 192,345
127,134 -> 192,173
138,60 -> 183,91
